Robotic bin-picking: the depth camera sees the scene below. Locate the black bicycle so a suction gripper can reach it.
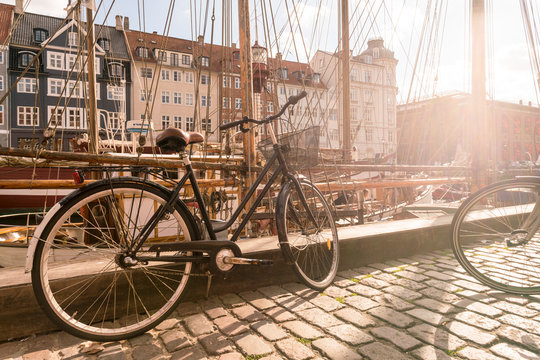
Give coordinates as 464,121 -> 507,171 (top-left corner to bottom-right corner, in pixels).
29,91 -> 339,341
451,176 -> 540,294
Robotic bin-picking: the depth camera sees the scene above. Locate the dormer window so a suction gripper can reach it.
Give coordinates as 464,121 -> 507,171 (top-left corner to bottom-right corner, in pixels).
373,48 -> 379,59
33,29 -> 48,44
68,32 -> 78,47
233,51 -> 240,61
281,67 -> 288,80
313,73 -> 320,84
201,56 -> 209,67
136,47 -> 149,58
18,52 -> 35,68
98,38 -> 111,52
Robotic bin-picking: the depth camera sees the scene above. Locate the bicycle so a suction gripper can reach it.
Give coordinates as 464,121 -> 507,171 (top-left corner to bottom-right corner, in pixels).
451,176 -> 540,294
27,91 -> 339,341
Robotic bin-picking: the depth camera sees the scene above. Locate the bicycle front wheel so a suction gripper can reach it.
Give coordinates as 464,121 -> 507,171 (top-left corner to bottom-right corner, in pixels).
32,179 -> 197,341
451,178 -> 540,294
276,179 -> 339,290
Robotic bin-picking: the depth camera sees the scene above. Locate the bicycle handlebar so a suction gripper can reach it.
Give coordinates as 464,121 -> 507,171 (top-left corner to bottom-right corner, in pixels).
219,91 -> 307,131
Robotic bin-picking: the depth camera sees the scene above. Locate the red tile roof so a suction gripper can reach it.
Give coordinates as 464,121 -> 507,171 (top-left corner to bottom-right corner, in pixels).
0,4 -> 14,44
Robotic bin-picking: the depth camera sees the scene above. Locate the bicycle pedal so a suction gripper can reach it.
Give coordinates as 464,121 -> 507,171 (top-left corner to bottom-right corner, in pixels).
224,256 -> 273,266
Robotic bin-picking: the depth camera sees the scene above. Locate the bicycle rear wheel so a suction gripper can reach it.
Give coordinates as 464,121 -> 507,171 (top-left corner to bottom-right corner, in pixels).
451,178 -> 540,294
32,179 -> 197,341
276,178 -> 339,290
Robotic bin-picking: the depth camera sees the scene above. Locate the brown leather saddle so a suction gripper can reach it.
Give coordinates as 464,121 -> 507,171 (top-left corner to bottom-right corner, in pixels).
156,127 -> 204,152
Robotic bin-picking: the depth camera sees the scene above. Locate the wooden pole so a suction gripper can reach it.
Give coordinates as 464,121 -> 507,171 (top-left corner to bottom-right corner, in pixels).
238,0 -> 256,167
341,0 -> 351,161
85,6 -> 99,155
471,0 -> 488,190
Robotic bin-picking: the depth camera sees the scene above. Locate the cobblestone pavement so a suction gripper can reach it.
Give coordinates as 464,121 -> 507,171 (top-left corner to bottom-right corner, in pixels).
2,248 -> 540,360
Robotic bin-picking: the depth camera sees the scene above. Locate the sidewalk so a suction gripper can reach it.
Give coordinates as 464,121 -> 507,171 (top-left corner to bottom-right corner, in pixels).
1,248 -> 539,360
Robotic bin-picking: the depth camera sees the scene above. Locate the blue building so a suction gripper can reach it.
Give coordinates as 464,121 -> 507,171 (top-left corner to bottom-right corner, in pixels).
8,9 -> 131,151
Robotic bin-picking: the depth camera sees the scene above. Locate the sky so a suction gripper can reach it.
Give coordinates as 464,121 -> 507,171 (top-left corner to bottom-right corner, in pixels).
2,0 -> 538,106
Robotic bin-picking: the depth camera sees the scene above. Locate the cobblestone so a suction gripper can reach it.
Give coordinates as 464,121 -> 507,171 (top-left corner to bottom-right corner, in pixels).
4,248 -> 540,360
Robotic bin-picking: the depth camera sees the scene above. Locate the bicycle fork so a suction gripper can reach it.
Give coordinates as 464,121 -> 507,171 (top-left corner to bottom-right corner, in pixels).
507,196 -> 540,247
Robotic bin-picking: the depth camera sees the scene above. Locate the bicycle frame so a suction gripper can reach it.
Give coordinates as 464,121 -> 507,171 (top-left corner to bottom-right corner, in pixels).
130,122 -> 318,254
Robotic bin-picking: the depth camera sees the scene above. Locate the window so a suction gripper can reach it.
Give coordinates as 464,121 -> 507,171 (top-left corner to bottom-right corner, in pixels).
48,52 -> 63,70
279,86 -> 285,95
201,74 -> 211,85
351,107 -> 358,121
18,106 -> 39,126
185,72 -> 194,83
0,105 -> 3,125
0,75 -> 3,91
267,101 -> 274,113
234,77 -> 240,89
202,118 -> 211,132
0,50 -> 3,64
48,79 -> 64,96
33,28 -> 48,43
365,55 -> 372,64
351,88 -> 359,103
350,69 -> 358,81
233,51 -> 240,60
109,112 -> 121,129
201,95 -> 211,107
173,92 -> 181,104
388,131 -> 394,142
170,53 -> 179,66
66,108 -> 84,128
364,71 -> 372,83
136,47 -> 149,58
98,38 -> 111,52
182,54 -> 191,65
161,115 -> 170,129
173,70 -> 181,82
47,106 -> 63,128
107,85 -> 125,100
373,48 -> 379,59
235,98 -> 241,109
185,93 -> 194,105
67,80 -> 81,98
68,32 -> 78,47
156,51 -> 167,63
185,117 -> 194,131
161,91 -> 170,104
201,56 -> 209,67
365,128 -> 373,141
173,116 -> 181,128
364,90 -> 373,103
140,90 -> 153,102
18,78 -> 37,93
141,67 -> 152,78
281,68 -> 288,79
161,69 -> 170,81
108,63 -> 124,79
222,97 -> 229,108
223,76 -> 230,88
18,52 -> 35,68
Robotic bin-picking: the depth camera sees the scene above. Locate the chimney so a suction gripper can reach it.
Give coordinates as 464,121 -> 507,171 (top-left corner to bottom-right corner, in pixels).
198,35 -> 204,45
520,100 -> 523,105
123,16 -> 129,31
15,0 -> 23,14
232,42 -> 236,49
529,101 -> 532,106
276,52 -> 282,62
115,15 -> 123,31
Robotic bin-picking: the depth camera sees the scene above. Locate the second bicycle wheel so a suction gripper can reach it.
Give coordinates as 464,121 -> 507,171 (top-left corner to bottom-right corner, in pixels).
451,178 -> 540,294
32,178 -> 197,341
276,178 -> 339,290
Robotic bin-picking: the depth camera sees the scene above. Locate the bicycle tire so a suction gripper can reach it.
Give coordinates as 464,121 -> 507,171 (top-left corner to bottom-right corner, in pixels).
276,178 -> 339,290
451,178 -> 540,294
32,178 -> 197,341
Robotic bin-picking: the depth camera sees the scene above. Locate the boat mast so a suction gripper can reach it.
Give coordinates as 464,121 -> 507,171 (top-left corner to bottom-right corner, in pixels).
471,0 -> 488,189
84,1 -> 99,155
341,0 -> 351,162
238,0 -> 255,177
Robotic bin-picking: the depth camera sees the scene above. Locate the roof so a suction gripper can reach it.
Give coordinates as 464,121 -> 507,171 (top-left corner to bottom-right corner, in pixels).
125,30 -> 327,89
358,38 -> 396,61
10,12 -> 130,59
0,3 -> 14,44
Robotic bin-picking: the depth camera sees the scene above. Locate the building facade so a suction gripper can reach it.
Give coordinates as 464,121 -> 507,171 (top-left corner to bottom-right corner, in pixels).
397,93 -> 540,166
8,9 -> 131,151
311,38 -> 398,160
0,3 -> 13,147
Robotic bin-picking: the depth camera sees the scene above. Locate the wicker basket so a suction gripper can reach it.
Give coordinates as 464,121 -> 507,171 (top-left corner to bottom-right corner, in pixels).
257,126 -> 320,170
